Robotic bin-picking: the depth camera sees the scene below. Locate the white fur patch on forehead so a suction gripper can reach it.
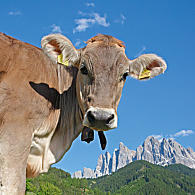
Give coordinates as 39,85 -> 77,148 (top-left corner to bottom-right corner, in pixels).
41,34 -> 79,65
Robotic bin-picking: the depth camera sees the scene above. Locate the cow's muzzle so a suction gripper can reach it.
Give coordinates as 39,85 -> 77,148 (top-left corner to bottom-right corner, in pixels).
83,107 -> 117,131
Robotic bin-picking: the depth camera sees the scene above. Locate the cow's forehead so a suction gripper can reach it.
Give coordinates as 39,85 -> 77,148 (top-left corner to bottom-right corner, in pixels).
85,34 -> 125,48
81,34 -> 126,60
81,45 -> 129,75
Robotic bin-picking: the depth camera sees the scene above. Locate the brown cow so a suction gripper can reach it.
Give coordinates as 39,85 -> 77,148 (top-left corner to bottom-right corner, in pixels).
0,33 -> 166,194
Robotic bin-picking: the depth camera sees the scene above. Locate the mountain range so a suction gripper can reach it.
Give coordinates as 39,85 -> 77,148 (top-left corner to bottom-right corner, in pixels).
26,161 -> 195,194
72,136 -> 195,179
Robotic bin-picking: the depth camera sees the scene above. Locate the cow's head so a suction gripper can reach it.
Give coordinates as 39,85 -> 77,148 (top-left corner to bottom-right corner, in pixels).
41,34 -> 167,131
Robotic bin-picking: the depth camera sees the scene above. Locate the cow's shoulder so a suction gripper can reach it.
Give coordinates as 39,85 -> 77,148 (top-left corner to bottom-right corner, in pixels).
0,33 -> 59,87
0,33 -> 60,130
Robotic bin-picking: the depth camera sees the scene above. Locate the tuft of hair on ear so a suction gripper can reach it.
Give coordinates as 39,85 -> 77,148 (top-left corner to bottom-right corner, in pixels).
41,34 -> 79,65
129,54 -> 167,80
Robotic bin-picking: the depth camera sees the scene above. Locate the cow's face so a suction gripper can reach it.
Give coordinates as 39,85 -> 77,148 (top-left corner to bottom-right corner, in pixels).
76,36 -> 129,130
42,34 -> 167,131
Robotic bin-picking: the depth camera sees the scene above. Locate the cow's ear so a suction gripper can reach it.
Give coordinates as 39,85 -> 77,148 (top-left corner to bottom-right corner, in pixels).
129,54 -> 167,80
41,34 -> 80,67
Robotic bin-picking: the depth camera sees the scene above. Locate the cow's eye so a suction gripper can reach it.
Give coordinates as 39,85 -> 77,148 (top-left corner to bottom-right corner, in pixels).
121,72 -> 129,81
80,63 -> 88,75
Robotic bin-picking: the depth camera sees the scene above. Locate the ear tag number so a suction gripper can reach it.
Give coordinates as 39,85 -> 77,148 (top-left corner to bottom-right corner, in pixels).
57,54 -> 69,66
139,68 -> 151,80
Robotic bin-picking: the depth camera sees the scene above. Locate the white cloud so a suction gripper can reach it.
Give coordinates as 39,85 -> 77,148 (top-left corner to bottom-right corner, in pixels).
8,11 -> 22,16
120,14 -> 126,24
93,13 -> 110,27
51,24 -> 62,33
73,12 -> 110,33
172,130 -> 194,137
152,130 -> 194,142
73,18 -> 95,33
86,2 -> 95,7
75,39 -> 82,47
134,46 -> 146,58
115,14 -> 126,24
78,11 -> 88,16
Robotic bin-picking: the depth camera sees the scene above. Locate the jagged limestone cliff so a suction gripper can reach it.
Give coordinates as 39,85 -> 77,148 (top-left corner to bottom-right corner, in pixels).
72,136 -> 195,178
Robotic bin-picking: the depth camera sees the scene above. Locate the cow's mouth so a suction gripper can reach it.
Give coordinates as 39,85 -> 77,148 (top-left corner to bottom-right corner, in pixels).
82,107 -> 117,131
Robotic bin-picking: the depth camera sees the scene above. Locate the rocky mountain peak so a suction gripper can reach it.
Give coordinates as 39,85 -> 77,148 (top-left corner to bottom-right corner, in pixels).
119,142 -> 125,149
72,136 -> 195,179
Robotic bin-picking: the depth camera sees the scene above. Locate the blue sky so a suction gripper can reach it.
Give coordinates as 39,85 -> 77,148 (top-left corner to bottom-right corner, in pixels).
1,0 -> 195,174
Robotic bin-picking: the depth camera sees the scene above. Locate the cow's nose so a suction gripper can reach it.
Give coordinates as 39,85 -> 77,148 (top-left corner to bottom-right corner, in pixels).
87,110 -> 115,124
83,107 -> 117,130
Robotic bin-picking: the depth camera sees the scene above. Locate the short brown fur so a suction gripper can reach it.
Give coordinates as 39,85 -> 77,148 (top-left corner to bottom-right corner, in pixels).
86,34 -> 125,48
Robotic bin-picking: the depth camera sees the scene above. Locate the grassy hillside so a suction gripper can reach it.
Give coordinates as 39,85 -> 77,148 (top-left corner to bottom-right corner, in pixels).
26,167 -> 103,195
26,161 -> 195,195
90,161 -> 195,194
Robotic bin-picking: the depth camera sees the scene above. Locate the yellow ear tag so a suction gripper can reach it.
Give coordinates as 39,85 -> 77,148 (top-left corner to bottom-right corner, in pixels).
139,68 -> 151,80
57,54 -> 69,66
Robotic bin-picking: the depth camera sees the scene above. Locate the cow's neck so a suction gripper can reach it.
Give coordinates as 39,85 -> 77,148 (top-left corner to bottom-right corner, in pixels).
58,65 -> 82,136
27,64 -> 83,177
48,65 -> 83,164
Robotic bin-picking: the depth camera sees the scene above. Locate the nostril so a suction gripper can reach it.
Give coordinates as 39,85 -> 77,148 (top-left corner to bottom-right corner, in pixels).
87,97 -> 92,103
87,111 -> 95,123
106,114 -> 115,124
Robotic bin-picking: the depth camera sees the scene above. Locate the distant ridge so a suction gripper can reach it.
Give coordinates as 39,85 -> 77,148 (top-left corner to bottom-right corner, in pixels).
26,161 -> 195,194
72,136 -> 195,178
